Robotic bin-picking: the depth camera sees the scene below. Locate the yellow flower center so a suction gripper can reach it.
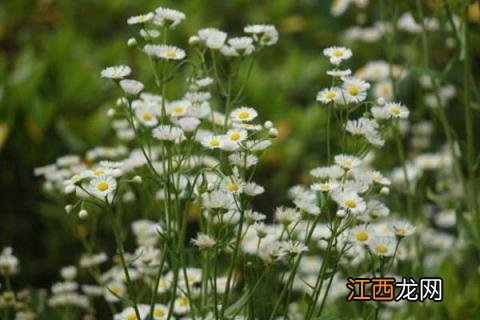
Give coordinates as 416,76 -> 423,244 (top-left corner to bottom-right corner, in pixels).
320,183 -> 330,191
238,111 -> 250,120
396,227 -> 406,236
341,160 -> 352,168
228,182 -> 239,192
389,105 -> 400,116
209,138 -> 220,147
345,199 -> 357,209
356,231 -> 369,242
154,308 -> 166,317
110,285 -> 122,295
380,83 -> 391,95
187,275 -> 197,284
94,168 -> 104,176
375,245 -> 388,255
126,314 -> 138,320
178,297 -> 189,307
174,106 -> 184,115
325,91 -> 336,100
142,112 -> 153,121
347,85 -> 359,96
229,132 -> 241,141
165,50 -> 177,59
96,181 -> 109,192
333,49 -> 344,57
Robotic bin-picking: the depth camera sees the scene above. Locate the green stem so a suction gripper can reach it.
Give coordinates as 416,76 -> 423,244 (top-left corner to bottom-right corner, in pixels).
393,123 -> 414,219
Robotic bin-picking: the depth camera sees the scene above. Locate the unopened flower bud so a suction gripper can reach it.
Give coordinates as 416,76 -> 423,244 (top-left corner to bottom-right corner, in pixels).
264,120 -> 273,129
336,209 -> 347,218
127,38 -> 137,47
189,36 -> 200,45
116,97 -> 128,107
65,205 -> 73,213
78,209 -> 88,219
376,97 -> 385,106
65,185 -> 76,194
132,175 -> 142,184
107,108 -> 115,117
380,187 -> 390,195
269,128 -> 279,137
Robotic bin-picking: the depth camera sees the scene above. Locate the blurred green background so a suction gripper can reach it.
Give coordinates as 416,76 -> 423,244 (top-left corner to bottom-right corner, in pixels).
0,0 -> 341,287
1,0 -> 479,302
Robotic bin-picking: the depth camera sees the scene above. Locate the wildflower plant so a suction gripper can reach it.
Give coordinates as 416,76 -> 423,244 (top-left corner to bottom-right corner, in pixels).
2,1 -> 480,320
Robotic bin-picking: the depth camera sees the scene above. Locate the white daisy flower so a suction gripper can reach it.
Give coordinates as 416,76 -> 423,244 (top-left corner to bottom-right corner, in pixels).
202,191 -> 234,210
114,305 -> 150,320
101,65 -> 131,79
154,7 -> 186,27
361,60 -> 390,81
244,182 -> 265,196
244,24 -> 279,46
196,28 -> 228,49
228,37 -> 255,56
349,225 -> 373,245
311,180 -> 339,192
201,135 -> 223,149
119,79 -> 144,95
226,128 -> 248,143
384,102 -> 410,119
127,12 -> 154,25
192,233 -> 216,250
371,106 -> 390,120
220,45 -> 238,57
173,296 -> 190,315
279,240 -> 308,256
134,104 -> 158,127
275,207 -> 301,227
366,200 -> 390,218
371,171 -> 391,185
310,165 -> 345,179
373,81 -> 394,100
105,281 -> 126,303
230,107 -> 258,122
144,44 -> 186,60
195,77 -> 214,87
323,46 -> 352,65
229,153 -> 258,168
316,87 -> 341,104
346,117 -> 378,136
342,77 -> 370,104
89,175 -> 117,198
331,190 -> 366,214
152,125 -> 184,142
390,220 -> 415,237
368,236 -> 396,257
174,117 -> 201,132
0,247 -> 19,276
246,139 -> 271,151
334,154 -> 362,170
152,304 -> 168,320
167,100 -> 191,117
346,117 -> 383,146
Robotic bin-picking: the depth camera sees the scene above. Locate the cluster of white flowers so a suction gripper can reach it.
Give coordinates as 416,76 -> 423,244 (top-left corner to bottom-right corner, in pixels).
29,5 -> 283,320
5,2 -> 469,319
189,24 -> 278,56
